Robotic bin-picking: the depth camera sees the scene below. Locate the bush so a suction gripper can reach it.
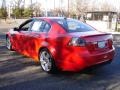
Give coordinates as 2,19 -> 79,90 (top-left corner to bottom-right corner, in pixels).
0,8 -> 7,19
12,8 -> 24,18
23,8 -> 33,17
12,8 -> 33,18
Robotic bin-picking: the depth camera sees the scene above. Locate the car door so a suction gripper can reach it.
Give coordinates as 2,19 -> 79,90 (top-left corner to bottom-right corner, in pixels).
25,19 -> 51,60
14,19 -> 33,54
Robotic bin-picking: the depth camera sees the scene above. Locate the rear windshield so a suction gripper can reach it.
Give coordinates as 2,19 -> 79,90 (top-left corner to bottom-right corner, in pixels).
52,18 -> 95,32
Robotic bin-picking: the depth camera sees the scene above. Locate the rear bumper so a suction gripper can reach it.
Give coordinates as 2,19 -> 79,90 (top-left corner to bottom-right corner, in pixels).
56,48 -> 115,71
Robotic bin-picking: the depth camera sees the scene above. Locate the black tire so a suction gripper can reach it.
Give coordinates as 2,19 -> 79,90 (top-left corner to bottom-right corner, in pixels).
6,37 -> 12,50
39,48 -> 57,73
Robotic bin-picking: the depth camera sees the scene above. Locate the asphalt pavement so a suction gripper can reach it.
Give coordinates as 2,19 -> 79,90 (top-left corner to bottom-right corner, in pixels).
0,28 -> 120,90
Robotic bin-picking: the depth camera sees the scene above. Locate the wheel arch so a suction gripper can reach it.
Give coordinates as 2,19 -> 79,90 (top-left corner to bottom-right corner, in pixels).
38,46 -> 56,62
38,46 -> 58,73
39,47 -> 49,54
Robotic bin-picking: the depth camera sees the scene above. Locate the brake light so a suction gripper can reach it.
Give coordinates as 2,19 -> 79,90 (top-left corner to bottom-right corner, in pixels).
69,37 -> 86,46
108,39 -> 113,45
108,39 -> 113,48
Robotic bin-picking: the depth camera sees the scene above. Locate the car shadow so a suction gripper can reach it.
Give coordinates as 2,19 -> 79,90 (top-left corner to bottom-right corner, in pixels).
0,33 -> 40,77
0,46 -> 120,90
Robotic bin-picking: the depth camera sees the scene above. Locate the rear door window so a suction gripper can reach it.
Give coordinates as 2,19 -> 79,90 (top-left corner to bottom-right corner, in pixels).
31,21 -> 42,32
31,20 -> 51,33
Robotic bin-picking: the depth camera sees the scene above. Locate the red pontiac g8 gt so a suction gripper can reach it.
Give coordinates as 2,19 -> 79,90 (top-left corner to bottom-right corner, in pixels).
6,17 -> 115,73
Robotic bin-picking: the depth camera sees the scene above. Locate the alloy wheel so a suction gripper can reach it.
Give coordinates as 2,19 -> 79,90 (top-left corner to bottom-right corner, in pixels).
40,50 -> 52,72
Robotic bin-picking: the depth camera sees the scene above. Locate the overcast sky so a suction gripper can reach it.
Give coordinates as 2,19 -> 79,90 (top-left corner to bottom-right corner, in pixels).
0,0 -> 120,10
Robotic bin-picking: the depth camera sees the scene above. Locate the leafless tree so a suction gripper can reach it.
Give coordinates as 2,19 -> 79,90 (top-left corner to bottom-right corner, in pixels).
100,1 -> 115,11
68,0 -> 76,17
10,0 -> 24,8
75,0 -> 89,15
32,2 -> 42,17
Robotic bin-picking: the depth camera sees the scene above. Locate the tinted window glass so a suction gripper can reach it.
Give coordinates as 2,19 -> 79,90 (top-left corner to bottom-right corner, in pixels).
53,19 -> 95,32
31,21 -> 42,32
43,23 -> 51,32
67,19 -> 94,32
19,20 -> 33,31
52,19 -> 67,30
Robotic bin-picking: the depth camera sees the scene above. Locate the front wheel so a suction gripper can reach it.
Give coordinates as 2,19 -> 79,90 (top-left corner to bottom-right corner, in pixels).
39,49 -> 57,73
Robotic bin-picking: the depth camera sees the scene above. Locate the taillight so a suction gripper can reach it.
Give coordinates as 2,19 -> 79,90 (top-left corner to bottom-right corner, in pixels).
68,37 -> 86,46
108,39 -> 113,45
108,39 -> 113,48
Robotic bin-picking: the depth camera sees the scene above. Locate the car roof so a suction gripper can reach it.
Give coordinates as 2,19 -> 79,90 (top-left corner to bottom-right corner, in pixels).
32,17 -> 67,20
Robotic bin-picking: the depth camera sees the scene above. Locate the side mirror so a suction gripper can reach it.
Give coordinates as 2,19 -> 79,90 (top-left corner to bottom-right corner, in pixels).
13,27 -> 19,31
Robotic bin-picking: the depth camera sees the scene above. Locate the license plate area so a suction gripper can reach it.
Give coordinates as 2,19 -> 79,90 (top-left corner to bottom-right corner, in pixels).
98,41 -> 106,48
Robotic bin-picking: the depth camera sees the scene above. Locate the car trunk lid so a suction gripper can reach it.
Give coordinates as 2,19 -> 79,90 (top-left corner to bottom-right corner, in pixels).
68,31 -> 113,52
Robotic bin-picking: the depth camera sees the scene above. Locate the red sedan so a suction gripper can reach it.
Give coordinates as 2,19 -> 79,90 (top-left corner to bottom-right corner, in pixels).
6,17 -> 115,73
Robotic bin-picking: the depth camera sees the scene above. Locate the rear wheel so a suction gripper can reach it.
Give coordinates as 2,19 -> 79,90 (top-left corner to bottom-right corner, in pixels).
6,37 -> 12,50
39,49 -> 57,73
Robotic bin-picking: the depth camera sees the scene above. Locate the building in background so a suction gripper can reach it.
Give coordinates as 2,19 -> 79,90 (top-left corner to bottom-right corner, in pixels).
86,11 -> 118,32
